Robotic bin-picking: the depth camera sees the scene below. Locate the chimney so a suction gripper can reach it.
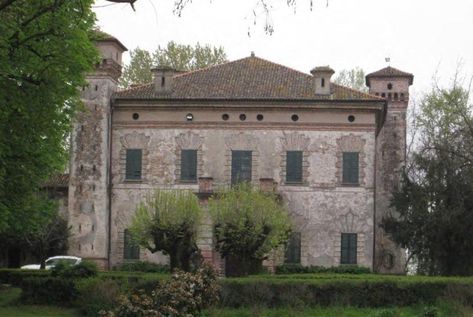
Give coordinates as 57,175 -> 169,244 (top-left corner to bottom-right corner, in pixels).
151,66 -> 175,93
310,66 -> 334,95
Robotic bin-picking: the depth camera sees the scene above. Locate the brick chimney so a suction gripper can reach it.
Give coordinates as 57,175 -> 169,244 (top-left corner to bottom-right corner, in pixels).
151,66 -> 175,93
310,66 -> 334,95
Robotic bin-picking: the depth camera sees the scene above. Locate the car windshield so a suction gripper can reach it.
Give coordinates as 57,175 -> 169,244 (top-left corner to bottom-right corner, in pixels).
45,258 -> 77,266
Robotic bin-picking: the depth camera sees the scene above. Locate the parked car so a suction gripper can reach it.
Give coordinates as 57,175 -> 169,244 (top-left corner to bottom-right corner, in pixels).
20,256 -> 82,270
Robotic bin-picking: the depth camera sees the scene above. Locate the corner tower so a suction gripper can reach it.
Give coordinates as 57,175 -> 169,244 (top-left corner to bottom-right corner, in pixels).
68,33 -> 127,268
366,66 -> 413,273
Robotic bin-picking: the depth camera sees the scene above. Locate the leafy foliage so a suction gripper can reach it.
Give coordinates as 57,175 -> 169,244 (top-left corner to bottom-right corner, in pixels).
0,1 -> 98,238
130,190 -> 202,271
120,42 -> 227,88
334,67 -> 367,92
51,260 -> 98,279
208,184 -> 291,276
383,78 -> 473,275
103,265 -> 219,317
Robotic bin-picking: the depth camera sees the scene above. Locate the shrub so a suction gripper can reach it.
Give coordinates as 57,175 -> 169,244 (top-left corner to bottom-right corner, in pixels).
20,277 -> 77,305
114,261 -> 170,273
275,264 -> 371,274
423,306 -> 439,317
52,260 -> 98,279
75,278 -> 123,317
106,264 -> 219,316
370,309 -> 396,317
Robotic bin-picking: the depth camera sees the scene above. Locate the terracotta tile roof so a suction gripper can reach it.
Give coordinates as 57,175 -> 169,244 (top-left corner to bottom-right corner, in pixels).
42,173 -> 69,188
114,56 -> 382,102
366,66 -> 414,86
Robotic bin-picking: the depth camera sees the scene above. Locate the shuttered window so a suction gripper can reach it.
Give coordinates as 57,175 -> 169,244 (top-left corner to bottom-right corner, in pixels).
126,149 -> 142,180
284,232 -> 301,264
341,233 -> 357,264
342,152 -> 359,185
181,149 -> 197,182
231,150 -> 252,184
286,151 -> 303,183
124,229 -> 140,260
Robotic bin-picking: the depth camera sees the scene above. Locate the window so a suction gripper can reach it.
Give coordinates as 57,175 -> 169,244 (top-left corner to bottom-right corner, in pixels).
180,149 -> 197,182
341,233 -> 357,264
124,229 -> 140,260
231,150 -> 252,184
285,232 -> 301,264
286,151 -> 303,183
126,149 -> 142,180
342,152 -> 359,185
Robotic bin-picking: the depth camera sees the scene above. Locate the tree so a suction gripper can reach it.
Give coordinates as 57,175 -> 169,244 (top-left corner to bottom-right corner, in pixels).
23,196 -> 70,269
0,1 -> 98,242
334,67 -> 367,92
208,184 -> 291,276
130,190 -> 202,271
382,75 -> 473,275
120,42 -> 227,88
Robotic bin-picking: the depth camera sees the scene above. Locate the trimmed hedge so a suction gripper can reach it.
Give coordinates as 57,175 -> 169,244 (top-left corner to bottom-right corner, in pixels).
275,264 -> 371,274
219,278 -> 473,308
113,261 -> 170,273
20,277 -> 77,305
0,269 -> 49,286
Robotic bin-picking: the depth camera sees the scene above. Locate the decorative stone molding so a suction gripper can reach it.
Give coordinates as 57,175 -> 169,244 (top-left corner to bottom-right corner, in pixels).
224,133 -> 259,183
174,132 -> 204,183
335,134 -> 367,186
332,210 -> 366,265
119,131 -> 150,182
279,132 -> 311,185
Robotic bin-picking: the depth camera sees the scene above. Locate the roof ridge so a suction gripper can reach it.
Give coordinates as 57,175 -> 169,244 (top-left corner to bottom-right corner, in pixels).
249,55 -> 313,78
332,83 -> 384,100
117,82 -> 153,93
173,56 -> 252,78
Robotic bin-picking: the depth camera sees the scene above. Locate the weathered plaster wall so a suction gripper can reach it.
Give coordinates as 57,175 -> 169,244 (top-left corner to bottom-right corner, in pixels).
109,119 -> 377,268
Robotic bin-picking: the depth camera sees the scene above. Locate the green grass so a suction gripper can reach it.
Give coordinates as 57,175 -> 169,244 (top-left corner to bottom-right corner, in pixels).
204,303 -> 473,317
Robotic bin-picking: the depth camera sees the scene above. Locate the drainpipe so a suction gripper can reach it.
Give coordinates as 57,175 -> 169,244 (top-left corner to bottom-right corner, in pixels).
107,98 -> 114,270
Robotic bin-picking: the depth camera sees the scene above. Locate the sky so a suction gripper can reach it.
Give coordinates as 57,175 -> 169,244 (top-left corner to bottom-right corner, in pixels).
93,0 -> 473,97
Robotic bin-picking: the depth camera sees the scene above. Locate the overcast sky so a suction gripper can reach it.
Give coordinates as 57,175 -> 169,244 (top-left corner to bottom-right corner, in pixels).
93,0 -> 473,96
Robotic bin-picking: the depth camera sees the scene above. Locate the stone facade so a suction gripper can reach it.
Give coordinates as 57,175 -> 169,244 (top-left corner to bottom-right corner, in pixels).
67,35 -> 413,273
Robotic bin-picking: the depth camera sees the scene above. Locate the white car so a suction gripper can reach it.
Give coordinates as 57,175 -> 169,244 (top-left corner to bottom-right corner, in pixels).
20,256 -> 82,270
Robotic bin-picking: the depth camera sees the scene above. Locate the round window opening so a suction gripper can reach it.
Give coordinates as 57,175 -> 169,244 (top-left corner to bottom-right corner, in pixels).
387,83 -> 393,90
186,113 -> 194,121
291,114 -> 299,122
239,114 -> 246,121
257,114 -> 264,121
132,113 -> 139,120
348,115 -> 355,122
222,114 -> 229,121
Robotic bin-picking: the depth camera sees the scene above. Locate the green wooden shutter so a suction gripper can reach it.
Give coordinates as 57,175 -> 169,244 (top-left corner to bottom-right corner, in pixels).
231,150 -> 252,184
342,152 -> 359,184
284,232 -> 301,264
126,149 -> 142,180
181,149 -> 197,181
341,233 -> 357,264
286,151 -> 303,183
124,229 -> 140,260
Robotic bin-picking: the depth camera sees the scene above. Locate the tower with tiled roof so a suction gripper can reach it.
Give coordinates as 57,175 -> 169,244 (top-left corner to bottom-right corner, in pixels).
68,33 -> 127,268
366,66 -> 414,273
